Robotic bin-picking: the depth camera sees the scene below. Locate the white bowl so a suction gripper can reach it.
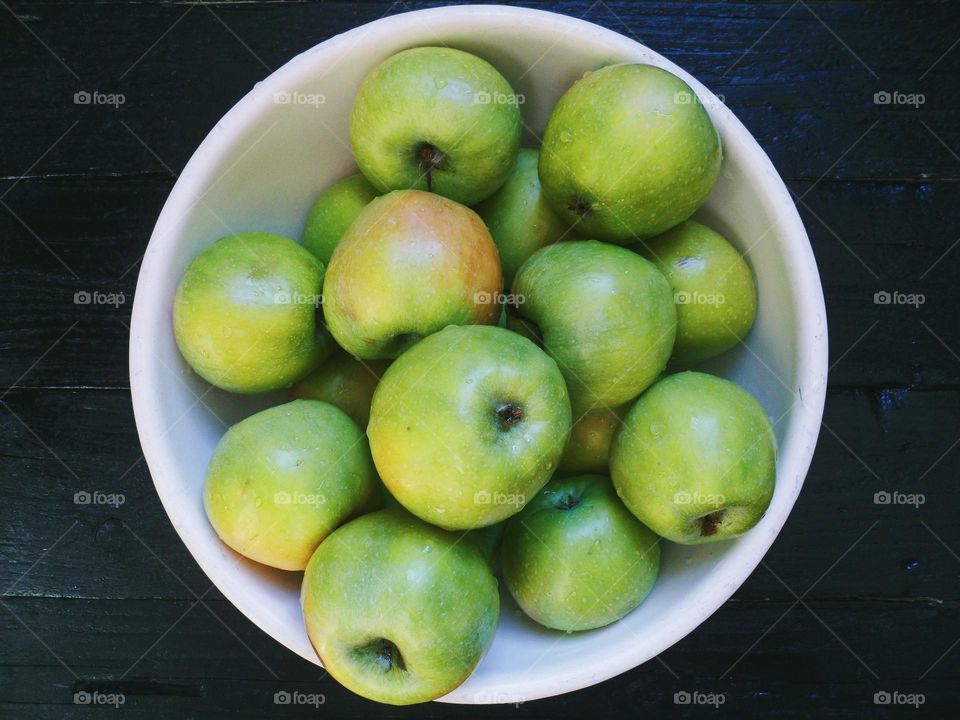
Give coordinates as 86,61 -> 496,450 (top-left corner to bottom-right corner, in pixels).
129,4 -> 828,704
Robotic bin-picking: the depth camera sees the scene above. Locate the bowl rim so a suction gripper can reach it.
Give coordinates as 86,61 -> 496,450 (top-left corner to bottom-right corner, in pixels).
130,3 -> 828,704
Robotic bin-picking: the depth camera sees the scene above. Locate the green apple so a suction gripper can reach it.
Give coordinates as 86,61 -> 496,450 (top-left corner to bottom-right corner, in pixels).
539,63 -> 722,243
473,148 -> 568,286
610,371 -> 776,543
203,399 -> 376,570
323,189 -> 503,359
350,46 -> 522,205
368,325 -> 571,529
557,404 -> 629,476
633,220 -> 757,364
290,349 -> 391,428
173,232 -> 333,393
501,474 -> 660,632
511,241 -> 676,412
301,173 -> 379,264
301,508 -> 499,705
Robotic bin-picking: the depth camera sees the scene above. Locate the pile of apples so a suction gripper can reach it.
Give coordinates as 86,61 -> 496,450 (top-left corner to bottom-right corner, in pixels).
173,47 -> 776,705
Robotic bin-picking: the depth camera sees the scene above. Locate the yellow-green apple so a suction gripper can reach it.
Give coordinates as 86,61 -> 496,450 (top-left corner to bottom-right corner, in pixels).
557,404 -> 629,476
350,47 -> 522,205
173,232 -> 333,393
610,371 -> 776,543
539,64 -> 722,243
301,173 -> 379,264
203,400 -> 376,570
511,241 -> 676,412
301,508 -> 499,705
290,349 -> 391,428
633,220 -> 756,364
474,148 -> 568,286
323,190 -> 502,358
501,474 -> 660,631
368,325 -> 571,529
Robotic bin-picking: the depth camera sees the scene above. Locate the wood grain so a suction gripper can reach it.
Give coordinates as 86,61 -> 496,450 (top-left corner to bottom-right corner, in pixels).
0,2 -> 956,181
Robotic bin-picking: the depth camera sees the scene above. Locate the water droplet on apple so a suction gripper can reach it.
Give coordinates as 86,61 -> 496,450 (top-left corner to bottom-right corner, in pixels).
559,130 -> 572,143
254,498 -> 262,508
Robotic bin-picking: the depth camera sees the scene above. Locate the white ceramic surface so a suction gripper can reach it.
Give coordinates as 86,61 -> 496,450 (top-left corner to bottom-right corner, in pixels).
129,4 -> 828,704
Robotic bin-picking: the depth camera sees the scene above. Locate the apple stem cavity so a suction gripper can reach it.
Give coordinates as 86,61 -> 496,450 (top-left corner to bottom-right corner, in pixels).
555,494 -> 580,511
568,196 -> 592,217
417,144 -> 445,191
494,402 -> 524,432
387,332 -> 422,356
698,510 -> 725,537
361,638 -> 406,674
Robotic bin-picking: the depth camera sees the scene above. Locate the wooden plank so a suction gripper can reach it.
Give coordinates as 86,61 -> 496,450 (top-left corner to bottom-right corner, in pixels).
2,176 -> 958,389
0,175 -> 162,390
1,388 -> 958,602
0,597 -> 955,717
0,2 -> 956,180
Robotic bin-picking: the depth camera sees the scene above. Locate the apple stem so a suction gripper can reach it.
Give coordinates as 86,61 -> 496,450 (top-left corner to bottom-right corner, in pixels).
494,402 -> 524,432
417,145 -> 444,191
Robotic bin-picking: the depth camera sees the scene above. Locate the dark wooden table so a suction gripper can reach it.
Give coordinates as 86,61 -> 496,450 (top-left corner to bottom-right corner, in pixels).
2,1 -> 958,717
